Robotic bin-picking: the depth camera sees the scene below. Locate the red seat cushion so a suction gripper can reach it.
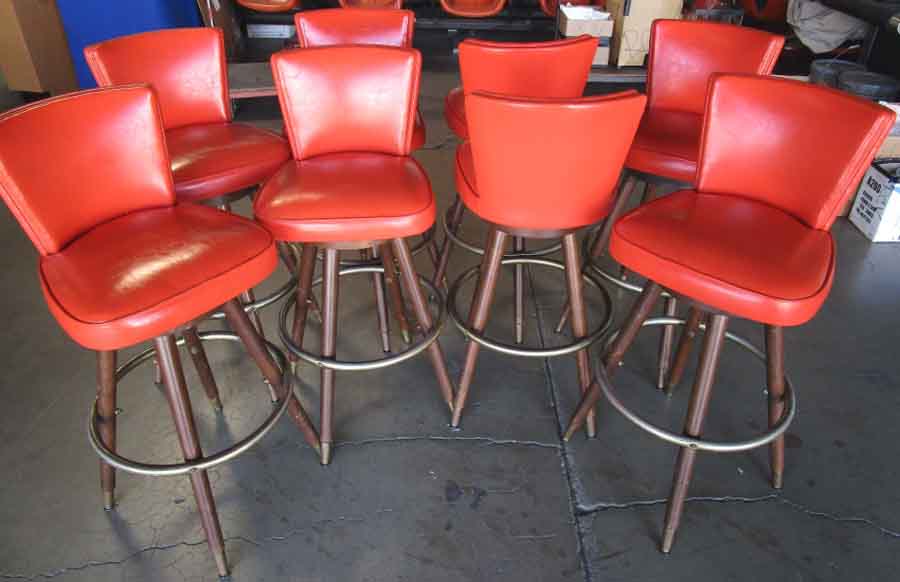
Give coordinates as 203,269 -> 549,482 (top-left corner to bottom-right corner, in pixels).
412,109 -> 426,150
626,109 -> 702,185
254,153 -> 436,243
166,122 -> 290,203
610,190 -> 835,326
39,203 -> 277,351
444,87 -> 467,140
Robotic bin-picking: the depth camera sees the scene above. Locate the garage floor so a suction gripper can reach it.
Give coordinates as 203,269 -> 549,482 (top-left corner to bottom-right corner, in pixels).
1,71 -> 899,582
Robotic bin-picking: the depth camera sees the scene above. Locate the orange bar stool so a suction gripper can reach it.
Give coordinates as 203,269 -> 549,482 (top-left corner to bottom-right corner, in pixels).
293,8 -> 437,353
434,35 -> 597,345
236,0 -> 301,12
85,28 -> 294,339
448,90 -> 646,432
255,46 -> 455,465
564,75 -> 895,553
557,20 -> 784,386
0,85 -> 322,578
440,0 -> 506,18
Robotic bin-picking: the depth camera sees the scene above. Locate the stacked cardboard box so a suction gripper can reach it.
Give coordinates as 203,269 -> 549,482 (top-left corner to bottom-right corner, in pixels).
558,5 -> 614,66
606,0 -> 684,67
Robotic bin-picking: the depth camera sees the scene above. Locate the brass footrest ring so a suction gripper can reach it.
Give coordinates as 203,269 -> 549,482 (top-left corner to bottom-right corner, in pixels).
88,332 -> 292,477
599,316 -> 797,453
448,257 -> 613,358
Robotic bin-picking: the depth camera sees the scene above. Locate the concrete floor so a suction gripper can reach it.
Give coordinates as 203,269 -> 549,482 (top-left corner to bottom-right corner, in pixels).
1,71 -> 899,582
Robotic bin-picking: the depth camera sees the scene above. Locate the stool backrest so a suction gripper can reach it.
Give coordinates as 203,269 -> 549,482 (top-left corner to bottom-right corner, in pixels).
337,0 -> 403,7
236,0 -> 301,11
296,8 -> 413,47
271,46 -> 420,159
647,20 -> 784,116
465,90 -> 646,230
0,86 -> 174,255
85,28 -> 231,131
697,74 -> 895,230
459,36 -> 597,100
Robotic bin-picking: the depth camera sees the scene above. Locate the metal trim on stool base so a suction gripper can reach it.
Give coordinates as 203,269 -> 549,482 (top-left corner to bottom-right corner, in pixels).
440,206 -> 562,258
278,266 -> 447,371
316,227 -> 438,266
594,316 -> 797,453
448,257 -> 613,358
87,332 -> 293,477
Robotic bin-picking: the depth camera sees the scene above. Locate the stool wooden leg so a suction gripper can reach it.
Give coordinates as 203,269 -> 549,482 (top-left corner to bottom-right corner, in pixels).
277,241 -> 298,273
183,327 -> 223,410
368,246 -> 391,353
556,174 -> 639,333
425,228 -> 440,270
432,196 -> 465,288
666,307 -> 705,393
563,234 -> 598,438
154,335 -> 228,578
290,244 -> 318,363
657,296 -> 678,390
319,249 -> 340,465
661,313 -> 728,554
392,238 -> 455,411
241,288 -> 266,340
563,282 -> 663,441
765,325 -> 786,490
96,350 -> 117,511
221,299 -> 321,454
452,228 -> 508,428
380,242 -> 412,345
513,237 -> 525,344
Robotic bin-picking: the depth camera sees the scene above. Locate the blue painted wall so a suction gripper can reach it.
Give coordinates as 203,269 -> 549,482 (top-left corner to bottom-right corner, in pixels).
57,0 -> 203,88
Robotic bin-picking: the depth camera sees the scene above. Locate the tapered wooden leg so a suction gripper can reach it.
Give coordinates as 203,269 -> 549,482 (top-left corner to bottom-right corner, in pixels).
513,237 -> 525,344
425,228 -> 440,270
277,241 -> 298,273
239,288 -> 266,340
666,307 -> 705,392
96,351 -> 117,511
432,196 -> 465,288
656,296 -> 678,390
563,282 -> 663,440
452,228 -> 508,428
392,238 -> 455,411
765,325 -> 786,490
154,335 -> 228,578
380,242 -> 412,345
563,234 -> 597,438
290,244 -> 318,363
367,246 -> 391,353
221,299 -> 321,453
556,174 -> 639,333
183,327 -> 223,410
319,249 -> 340,465
661,313 -> 728,554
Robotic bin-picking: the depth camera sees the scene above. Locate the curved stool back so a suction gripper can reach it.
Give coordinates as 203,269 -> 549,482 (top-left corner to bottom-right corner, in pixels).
440,0 -> 506,18
338,0 -> 403,8
236,0 -> 301,12
295,8 -> 414,47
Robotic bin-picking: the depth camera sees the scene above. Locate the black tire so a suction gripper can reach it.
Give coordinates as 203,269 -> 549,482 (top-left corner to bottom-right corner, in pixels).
809,59 -> 866,88
838,70 -> 900,101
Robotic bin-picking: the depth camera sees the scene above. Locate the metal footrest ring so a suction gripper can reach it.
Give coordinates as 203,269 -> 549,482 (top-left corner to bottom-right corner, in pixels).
278,265 -> 446,371
88,332 -> 292,477
448,257 -> 613,358
441,206 -> 562,258
598,316 -> 797,453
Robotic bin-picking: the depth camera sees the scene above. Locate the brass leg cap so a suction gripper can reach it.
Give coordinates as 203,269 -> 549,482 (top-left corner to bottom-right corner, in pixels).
773,473 -> 784,490
210,397 -> 223,412
320,442 -> 332,466
401,329 -> 412,345
103,491 -> 115,511
213,548 -> 230,579
661,530 -> 676,554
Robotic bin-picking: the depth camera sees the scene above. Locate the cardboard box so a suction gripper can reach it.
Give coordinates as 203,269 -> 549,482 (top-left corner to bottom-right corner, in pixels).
849,160 -> 900,242
559,5 -> 614,37
878,136 -> 900,159
0,0 -> 77,95
606,0 -> 684,67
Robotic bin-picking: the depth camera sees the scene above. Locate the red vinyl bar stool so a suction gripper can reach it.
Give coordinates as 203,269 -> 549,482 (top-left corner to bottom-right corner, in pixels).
236,0 -> 301,12
557,20 -> 785,386
448,90 -> 646,432
293,8 -> 436,353
85,28 -> 295,339
440,0 -> 506,18
255,46 -> 455,465
564,74 -> 895,553
0,85 -> 322,578
339,0 -> 403,8
434,36 -> 597,345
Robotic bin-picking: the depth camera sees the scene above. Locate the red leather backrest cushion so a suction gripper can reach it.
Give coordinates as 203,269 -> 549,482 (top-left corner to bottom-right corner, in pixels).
647,20 -> 784,115
465,91 -> 646,230
0,86 -> 175,255
295,8 -> 414,48
697,74 -> 896,230
85,28 -> 230,130
271,46 -> 420,159
459,36 -> 597,98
